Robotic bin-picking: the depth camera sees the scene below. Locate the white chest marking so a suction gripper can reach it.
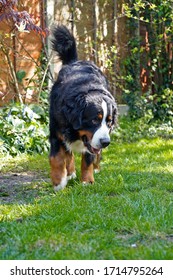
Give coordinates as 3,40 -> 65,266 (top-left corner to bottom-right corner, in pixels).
68,140 -> 87,153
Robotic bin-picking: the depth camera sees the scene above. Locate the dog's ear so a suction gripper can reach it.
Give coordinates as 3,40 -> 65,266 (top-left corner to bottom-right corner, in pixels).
62,105 -> 84,130
103,96 -> 117,127
112,103 -> 118,126
71,109 -> 83,130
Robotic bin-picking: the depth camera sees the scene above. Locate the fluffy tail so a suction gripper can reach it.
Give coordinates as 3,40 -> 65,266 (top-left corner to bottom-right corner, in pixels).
51,25 -> 78,65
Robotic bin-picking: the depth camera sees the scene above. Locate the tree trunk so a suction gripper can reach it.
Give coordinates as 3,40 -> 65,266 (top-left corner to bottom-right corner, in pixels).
92,0 -> 97,64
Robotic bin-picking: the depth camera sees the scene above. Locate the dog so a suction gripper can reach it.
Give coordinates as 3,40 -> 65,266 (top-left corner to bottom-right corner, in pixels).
49,25 -> 117,191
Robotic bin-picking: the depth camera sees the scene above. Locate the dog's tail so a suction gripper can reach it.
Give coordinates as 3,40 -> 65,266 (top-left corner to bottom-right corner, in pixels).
51,25 -> 78,65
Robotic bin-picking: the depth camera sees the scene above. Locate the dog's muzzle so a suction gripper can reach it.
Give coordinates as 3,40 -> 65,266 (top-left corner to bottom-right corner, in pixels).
82,135 -> 110,155
100,137 -> 110,148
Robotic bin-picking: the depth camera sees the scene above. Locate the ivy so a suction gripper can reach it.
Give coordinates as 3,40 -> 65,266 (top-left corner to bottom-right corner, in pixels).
122,0 -> 173,121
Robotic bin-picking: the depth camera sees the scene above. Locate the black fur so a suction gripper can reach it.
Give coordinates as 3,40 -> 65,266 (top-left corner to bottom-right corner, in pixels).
51,25 -> 78,64
49,25 -> 117,187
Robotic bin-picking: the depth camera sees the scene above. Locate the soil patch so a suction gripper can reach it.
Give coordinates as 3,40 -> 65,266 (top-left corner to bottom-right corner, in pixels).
0,172 -> 50,204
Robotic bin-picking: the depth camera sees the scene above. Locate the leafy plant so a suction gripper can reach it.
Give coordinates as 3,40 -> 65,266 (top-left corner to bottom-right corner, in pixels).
150,88 -> 173,122
0,0 -> 49,104
0,103 -> 49,155
122,0 -> 173,121
113,115 -> 173,143
16,70 -> 26,83
0,0 -> 48,35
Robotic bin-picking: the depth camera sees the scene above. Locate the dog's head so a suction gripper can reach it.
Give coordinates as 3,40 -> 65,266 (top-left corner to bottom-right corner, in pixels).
63,93 -> 117,154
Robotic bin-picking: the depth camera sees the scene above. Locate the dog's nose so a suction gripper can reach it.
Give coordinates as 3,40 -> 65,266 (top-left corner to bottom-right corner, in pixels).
100,138 -> 110,148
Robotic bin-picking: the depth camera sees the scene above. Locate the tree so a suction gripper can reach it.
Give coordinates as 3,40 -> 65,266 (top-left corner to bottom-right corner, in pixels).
0,0 -> 48,104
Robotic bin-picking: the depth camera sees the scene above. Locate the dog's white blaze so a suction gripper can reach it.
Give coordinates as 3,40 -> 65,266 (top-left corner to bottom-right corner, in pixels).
91,100 -> 110,149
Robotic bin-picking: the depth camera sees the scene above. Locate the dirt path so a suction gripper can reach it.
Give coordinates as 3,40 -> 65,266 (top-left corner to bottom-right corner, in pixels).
0,172 -> 50,204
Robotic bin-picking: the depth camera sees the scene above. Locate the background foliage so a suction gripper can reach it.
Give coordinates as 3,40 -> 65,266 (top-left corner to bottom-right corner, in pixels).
0,99 -> 49,155
122,0 -> 173,121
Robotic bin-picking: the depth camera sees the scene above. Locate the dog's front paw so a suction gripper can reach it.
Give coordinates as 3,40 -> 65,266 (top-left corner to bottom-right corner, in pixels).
82,179 -> 94,186
67,172 -> 76,181
94,168 -> 100,174
54,176 -> 68,191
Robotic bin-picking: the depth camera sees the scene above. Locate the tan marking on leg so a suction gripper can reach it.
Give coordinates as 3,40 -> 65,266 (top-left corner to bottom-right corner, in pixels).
66,151 -> 76,180
66,151 -> 75,175
50,146 -> 67,188
93,153 -> 101,173
81,153 -> 94,184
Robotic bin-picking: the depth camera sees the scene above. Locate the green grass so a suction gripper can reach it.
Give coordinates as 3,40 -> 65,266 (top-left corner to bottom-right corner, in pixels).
0,134 -> 173,259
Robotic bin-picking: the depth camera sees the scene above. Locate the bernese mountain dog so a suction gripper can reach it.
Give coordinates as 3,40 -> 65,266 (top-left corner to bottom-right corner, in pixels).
49,25 -> 117,191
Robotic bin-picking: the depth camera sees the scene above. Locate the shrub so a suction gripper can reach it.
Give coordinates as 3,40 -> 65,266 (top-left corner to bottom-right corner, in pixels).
113,116 -> 173,143
0,103 -> 49,155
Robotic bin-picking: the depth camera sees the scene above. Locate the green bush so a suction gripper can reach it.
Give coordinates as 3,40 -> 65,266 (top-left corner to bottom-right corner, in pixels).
113,116 -> 173,143
0,103 -> 49,156
149,88 -> 173,122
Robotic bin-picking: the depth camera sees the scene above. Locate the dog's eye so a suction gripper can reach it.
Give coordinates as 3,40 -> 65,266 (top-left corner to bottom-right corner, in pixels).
106,116 -> 112,128
98,113 -> 103,121
92,115 -> 102,125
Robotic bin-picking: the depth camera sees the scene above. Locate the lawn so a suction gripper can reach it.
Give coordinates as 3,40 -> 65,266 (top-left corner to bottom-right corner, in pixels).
0,125 -> 173,259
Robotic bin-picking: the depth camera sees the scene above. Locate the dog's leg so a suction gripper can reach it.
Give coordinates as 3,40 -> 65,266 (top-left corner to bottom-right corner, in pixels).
49,139 -> 68,191
93,153 -> 101,173
66,151 -> 76,180
81,152 -> 95,184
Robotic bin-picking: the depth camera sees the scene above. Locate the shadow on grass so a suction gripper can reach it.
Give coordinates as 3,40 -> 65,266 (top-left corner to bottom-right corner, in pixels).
0,171 -> 52,205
